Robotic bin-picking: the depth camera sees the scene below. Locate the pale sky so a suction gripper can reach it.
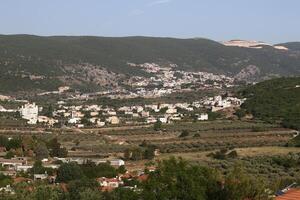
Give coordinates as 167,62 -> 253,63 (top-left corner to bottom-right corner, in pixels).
1,0 -> 300,43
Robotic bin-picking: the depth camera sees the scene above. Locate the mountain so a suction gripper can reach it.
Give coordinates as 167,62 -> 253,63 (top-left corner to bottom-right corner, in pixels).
0,34 -> 300,94
277,42 -> 300,51
241,77 -> 300,130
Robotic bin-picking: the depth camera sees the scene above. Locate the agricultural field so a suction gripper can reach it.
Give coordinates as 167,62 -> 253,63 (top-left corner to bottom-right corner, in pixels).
0,118 -> 299,192
0,120 -> 296,156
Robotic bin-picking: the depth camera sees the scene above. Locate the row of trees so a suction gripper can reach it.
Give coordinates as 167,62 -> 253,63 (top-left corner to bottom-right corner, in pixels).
0,135 -> 67,160
1,157 -> 273,200
124,141 -> 156,161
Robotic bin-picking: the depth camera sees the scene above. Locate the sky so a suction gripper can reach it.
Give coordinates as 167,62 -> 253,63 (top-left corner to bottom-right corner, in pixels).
1,0 -> 300,43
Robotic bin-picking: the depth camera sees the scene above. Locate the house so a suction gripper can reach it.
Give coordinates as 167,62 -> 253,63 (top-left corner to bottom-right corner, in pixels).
38,116 -> 58,126
275,183 -> 300,200
97,177 -> 123,189
90,111 -> 99,117
68,117 -> 81,124
76,124 -> 84,128
198,113 -> 208,121
276,188 -> 300,200
0,170 -> 17,177
107,116 -> 120,125
95,159 -> 125,167
132,113 -> 139,118
97,121 -> 106,127
19,103 -> 39,124
34,173 -> 48,181
0,146 -> 6,152
159,117 -> 168,124
166,108 -> 177,114
141,111 -> 150,117
137,174 -> 149,182
0,185 -> 15,194
89,117 -> 98,124
16,165 -> 33,172
0,158 -> 26,170
146,117 -> 157,124
107,111 -> 117,116
136,106 -> 144,113
109,159 -> 125,167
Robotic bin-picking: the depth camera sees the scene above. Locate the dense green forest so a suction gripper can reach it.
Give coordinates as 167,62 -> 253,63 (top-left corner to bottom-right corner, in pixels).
241,77 -> 300,130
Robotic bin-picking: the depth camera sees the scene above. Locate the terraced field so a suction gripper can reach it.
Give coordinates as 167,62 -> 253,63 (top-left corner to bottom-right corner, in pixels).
0,120 -> 297,157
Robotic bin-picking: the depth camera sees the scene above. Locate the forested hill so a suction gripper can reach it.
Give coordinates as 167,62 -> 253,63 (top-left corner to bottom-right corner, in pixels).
0,34 -> 300,93
241,77 -> 300,130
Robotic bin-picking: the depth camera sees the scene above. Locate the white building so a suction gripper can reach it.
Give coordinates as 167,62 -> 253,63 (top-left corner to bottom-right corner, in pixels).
16,165 -> 33,172
107,116 -> 120,125
166,108 -> 177,114
159,117 -> 168,124
19,103 -> 39,124
198,113 -> 209,121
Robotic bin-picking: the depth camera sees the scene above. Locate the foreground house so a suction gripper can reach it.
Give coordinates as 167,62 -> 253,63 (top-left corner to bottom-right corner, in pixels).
276,188 -> 300,200
97,177 -> 124,192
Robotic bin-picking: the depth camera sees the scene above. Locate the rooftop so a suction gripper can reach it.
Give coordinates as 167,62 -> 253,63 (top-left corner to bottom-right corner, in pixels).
276,189 -> 300,200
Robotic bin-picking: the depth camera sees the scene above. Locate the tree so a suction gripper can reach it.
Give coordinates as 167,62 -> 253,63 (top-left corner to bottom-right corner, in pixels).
56,162 -> 84,183
141,157 -> 222,200
179,130 -> 189,138
79,188 -> 103,200
124,147 -> 144,161
4,151 -> 15,159
108,188 -> 139,200
117,165 -> 127,174
153,120 -> 162,131
30,160 -> 46,174
44,105 -> 54,118
227,150 -> 238,159
7,137 -> 22,151
68,178 -> 99,200
81,161 -> 117,179
235,109 -> 246,119
143,146 -> 155,160
22,136 -> 35,151
47,138 -> 68,158
34,143 -> 49,160
222,165 -> 271,200
0,135 -> 8,148
34,185 -> 64,200
29,160 -> 54,176
0,173 -> 12,188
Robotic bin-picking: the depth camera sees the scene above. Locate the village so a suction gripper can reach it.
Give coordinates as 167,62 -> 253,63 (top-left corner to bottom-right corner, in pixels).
0,64 -> 244,128
0,134 -> 152,194
0,94 -> 244,128
0,66 -> 246,195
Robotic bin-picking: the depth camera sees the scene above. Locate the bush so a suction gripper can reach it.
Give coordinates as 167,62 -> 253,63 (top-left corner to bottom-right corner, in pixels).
179,130 -> 189,138
56,162 -> 84,183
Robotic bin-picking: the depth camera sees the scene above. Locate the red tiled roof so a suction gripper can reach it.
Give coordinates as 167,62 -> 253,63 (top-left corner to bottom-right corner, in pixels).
13,177 -> 32,184
100,186 -> 115,192
276,189 -> 300,200
137,174 -> 149,182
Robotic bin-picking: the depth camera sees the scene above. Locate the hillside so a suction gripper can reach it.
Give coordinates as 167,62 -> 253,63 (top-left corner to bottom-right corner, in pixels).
1,34 -> 300,93
241,77 -> 300,130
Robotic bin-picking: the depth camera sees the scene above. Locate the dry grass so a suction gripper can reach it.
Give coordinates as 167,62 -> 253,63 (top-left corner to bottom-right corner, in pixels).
158,146 -> 300,162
